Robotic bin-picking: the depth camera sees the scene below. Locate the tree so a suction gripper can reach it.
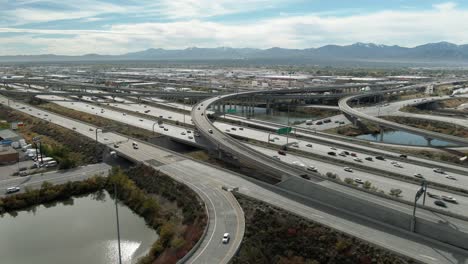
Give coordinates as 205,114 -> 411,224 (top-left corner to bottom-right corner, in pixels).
40,181 -> 53,190
363,181 -> 372,189
326,172 -> 337,179
344,178 -> 354,185
389,188 -> 402,197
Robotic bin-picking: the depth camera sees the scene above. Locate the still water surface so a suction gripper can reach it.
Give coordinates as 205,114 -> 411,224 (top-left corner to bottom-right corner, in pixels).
357,130 -> 453,146
0,191 -> 158,264
225,105 -> 314,125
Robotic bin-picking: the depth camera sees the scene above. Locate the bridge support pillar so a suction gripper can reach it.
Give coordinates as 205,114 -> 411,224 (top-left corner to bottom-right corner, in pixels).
425,137 -> 433,146
266,99 -> 271,115
379,127 -> 384,142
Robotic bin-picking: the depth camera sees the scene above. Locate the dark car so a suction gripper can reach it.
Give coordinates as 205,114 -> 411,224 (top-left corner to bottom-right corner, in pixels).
399,154 -> 408,158
327,151 -> 336,156
365,157 -> 373,161
278,150 -> 286,156
375,156 -> 385,161
434,200 -> 447,207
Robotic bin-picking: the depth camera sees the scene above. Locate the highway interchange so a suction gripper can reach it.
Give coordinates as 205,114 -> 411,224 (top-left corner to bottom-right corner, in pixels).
12,86 -> 468,214
2,80 -> 468,263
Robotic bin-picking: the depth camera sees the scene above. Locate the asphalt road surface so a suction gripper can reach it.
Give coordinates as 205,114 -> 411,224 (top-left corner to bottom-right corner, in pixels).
0,95 -> 244,264
2,94 -> 468,263
0,163 -> 110,197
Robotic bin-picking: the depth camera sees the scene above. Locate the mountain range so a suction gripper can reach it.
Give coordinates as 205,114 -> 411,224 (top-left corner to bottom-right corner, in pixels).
2,42 -> 468,64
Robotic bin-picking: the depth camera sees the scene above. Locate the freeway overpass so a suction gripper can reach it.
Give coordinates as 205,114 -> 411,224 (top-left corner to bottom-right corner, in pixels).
192,91 -> 323,182
3,92 -> 468,262
338,82 -> 468,146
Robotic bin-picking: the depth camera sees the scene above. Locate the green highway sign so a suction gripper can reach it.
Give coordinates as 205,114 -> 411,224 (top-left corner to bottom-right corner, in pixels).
226,108 -> 237,113
277,127 -> 292,135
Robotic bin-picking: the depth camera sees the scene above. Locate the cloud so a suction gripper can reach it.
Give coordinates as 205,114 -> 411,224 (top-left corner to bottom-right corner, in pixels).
433,2 -> 457,11
2,2 -> 468,55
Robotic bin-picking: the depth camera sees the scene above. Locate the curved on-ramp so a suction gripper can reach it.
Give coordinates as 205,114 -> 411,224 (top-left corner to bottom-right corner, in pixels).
191,92 -> 322,182
338,82 -> 468,147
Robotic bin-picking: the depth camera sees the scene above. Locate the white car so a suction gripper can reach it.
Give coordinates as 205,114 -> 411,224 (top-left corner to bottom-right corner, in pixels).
442,196 -> 457,203
353,158 -> 362,162
222,233 -> 230,244
433,168 -> 445,174
354,178 -> 364,184
344,167 -> 353,172
413,173 -> 424,179
307,166 -> 318,172
292,161 -> 306,169
393,163 -> 403,168
181,132 -> 186,135
6,187 -> 20,194
446,175 -> 457,180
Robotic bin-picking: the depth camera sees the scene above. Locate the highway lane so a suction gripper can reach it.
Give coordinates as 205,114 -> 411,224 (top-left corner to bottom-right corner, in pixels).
0,163 -> 110,197
11,90 -> 467,193
158,157 -> 468,264
2,95 -> 468,263
0,95 -> 243,264
246,144 -> 468,216
157,161 -> 244,264
126,92 -> 467,172
359,94 -> 468,128
339,92 -> 468,146
192,92 -> 323,182
4,86 -> 467,187
215,122 -> 468,188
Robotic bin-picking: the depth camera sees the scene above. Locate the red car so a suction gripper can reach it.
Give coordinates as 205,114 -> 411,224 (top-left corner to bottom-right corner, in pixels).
278,150 -> 286,156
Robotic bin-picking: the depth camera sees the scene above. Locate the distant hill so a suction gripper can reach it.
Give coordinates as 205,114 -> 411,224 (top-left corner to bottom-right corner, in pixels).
2,42 -> 468,65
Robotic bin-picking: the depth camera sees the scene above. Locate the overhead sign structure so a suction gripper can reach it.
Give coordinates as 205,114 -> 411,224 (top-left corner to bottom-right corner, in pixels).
226,108 -> 237,114
277,127 -> 292,135
415,188 -> 424,201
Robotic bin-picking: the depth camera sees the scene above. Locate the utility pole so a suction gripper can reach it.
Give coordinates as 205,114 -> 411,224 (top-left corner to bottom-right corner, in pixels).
286,104 -> 290,144
114,183 -> 122,264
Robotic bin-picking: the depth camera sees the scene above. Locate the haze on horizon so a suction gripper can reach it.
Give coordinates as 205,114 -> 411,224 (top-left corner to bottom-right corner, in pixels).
1,0 -> 468,56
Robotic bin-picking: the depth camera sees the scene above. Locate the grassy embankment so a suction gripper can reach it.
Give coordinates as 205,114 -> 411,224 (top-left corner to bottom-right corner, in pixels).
401,97 -> 468,114
232,193 -> 415,264
382,116 -> 468,138
0,165 -> 206,264
32,99 -> 158,141
296,107 -> 341,119
324,121 -> 381,137
0,104 -> 105,169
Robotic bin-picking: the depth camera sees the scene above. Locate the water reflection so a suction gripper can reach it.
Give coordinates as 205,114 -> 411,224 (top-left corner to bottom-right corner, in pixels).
223,105 -> 314,125
0,191 -> 158,264
356,130 -> 453,146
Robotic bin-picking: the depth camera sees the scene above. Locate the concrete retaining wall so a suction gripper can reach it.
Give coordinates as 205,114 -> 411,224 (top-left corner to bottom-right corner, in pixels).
278,177 -> 468,250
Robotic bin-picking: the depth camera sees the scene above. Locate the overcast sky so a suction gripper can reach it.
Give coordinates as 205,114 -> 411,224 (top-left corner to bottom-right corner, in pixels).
1,0 -> 468,55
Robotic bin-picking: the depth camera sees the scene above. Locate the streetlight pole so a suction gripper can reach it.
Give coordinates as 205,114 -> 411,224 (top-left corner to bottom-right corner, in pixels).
114,183 -> 122,264
286,104 -> 290,145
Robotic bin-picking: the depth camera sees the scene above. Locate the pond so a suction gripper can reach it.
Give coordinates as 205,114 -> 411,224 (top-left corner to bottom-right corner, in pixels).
0,191 -> 158,264
223,105 -> 315,125
356,130 -> 454,147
